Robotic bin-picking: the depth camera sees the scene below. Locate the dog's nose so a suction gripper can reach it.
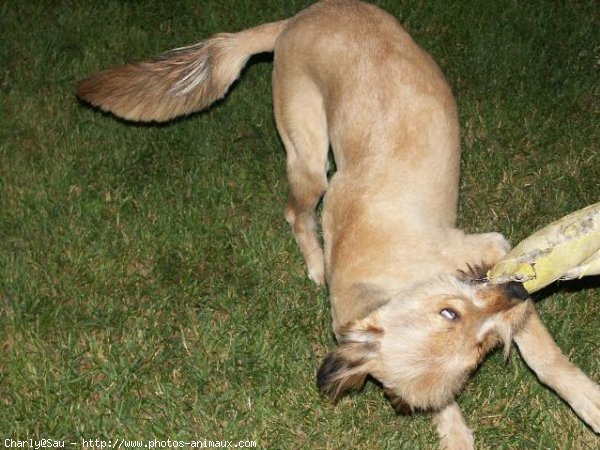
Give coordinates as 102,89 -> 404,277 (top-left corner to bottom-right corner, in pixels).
504,281 -> 529,301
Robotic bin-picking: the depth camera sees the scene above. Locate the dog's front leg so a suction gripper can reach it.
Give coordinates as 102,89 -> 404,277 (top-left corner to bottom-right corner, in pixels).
434,401 -> 474,450
514,304 -> 600,433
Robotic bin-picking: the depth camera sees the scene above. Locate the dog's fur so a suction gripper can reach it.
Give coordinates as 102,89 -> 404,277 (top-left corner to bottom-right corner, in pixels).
77,1 -> 600,448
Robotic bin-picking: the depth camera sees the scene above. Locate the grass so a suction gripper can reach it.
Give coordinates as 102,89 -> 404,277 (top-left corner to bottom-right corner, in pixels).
0,0 -> 598,448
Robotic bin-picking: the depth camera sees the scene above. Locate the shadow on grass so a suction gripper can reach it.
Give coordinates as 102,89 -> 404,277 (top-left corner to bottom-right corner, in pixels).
530,275 -> 600,304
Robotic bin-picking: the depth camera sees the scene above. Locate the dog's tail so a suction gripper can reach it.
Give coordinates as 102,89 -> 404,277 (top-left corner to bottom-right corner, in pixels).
77,20 -> 288,122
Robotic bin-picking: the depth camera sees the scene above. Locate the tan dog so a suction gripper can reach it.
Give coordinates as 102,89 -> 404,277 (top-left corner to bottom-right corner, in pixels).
77,1 -> 600,448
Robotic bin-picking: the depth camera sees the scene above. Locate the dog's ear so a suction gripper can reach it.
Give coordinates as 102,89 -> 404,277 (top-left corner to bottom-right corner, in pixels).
316,319 -> 383,399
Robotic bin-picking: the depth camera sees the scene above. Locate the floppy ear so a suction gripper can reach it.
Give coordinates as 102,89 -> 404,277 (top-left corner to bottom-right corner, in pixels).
316,320 -> 383,399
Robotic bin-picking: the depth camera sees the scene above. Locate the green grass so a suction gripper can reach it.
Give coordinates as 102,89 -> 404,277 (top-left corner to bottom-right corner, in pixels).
1,0 -> 598,448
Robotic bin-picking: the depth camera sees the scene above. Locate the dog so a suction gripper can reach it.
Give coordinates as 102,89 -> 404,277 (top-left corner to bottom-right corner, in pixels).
77,1 -> 600,448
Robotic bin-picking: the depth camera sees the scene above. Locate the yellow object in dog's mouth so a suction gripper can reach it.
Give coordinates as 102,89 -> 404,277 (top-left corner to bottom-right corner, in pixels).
487,201 -> 600,294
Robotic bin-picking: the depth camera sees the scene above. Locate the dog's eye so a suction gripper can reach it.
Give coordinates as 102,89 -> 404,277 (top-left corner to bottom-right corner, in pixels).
440,308 -> 459,321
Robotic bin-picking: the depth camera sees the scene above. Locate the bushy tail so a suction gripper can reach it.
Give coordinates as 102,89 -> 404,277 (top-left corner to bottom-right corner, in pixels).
77,20 -> 288,122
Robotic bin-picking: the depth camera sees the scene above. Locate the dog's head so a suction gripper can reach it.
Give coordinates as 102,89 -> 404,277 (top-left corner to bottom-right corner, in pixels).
317,276 -> 530,411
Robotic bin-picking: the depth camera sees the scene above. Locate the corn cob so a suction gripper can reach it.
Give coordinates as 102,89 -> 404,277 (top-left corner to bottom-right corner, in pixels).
487,201 -> 600,293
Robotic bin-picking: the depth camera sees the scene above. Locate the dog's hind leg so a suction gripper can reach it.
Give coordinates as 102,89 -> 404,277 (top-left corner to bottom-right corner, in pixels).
273,73 -> 328,284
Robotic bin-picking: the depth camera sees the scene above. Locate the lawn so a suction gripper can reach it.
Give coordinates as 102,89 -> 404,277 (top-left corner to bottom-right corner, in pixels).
1,0 -> 598,448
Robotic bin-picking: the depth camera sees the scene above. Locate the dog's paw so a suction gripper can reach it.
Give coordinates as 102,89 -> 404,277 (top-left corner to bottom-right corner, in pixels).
307,253 -> 325,285
439,430 -> 474,450
570,381 -> 600,433
468,232 -> 511,266
482,232 -> 511,257
441,438 -> 474,450
435,403 -> 475,450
